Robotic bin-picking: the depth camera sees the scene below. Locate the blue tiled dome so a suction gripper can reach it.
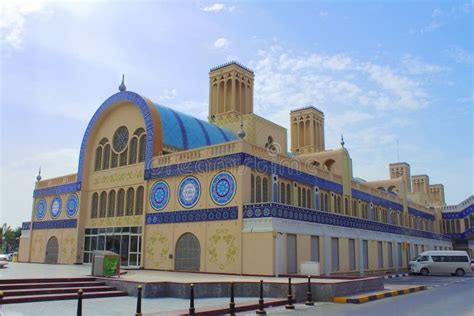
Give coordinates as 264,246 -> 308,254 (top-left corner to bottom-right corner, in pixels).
152,103 -> 237,150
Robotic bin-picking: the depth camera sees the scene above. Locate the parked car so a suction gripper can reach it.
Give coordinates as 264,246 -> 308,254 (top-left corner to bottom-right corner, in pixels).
0,254 -> 9,261
410,251 -> 471,276
471,259 -> 474,271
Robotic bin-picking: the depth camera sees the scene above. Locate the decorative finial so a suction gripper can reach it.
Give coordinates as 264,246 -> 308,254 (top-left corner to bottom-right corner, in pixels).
340,134 -> 345,147
237,114 -> 246,139
119,74 -> 126,92
36,167 -> 42,182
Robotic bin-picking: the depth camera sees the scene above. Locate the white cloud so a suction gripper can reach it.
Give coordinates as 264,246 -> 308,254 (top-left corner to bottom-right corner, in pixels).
251,45 -> 430,113
443,46 -> 474,64
401,55 -> 448,75
201,3 -> 235,12
0,0 -> 46,50
213,37 -> 231,49
432,8 -> 442,18
319,11 -> 328,18
158,88 -> 178,101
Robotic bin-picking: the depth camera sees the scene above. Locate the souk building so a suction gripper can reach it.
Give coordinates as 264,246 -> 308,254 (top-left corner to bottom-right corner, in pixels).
18,62 -> 474,276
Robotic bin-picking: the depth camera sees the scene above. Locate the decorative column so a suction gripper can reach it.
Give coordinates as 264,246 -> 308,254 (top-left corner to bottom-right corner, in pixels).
358,237 -> 364,276
324,233 -> 331,276
394,241 -> 400,273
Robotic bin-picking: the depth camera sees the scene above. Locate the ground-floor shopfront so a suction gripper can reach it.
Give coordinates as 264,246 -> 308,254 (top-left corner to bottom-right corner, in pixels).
82,226 -> 142,268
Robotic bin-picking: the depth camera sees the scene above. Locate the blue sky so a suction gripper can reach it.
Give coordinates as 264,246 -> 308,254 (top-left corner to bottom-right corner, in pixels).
1,0 -> 473,227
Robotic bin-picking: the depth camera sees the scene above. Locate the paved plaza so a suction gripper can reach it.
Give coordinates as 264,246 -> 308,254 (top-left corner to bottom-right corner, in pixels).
0,262 -> 352,284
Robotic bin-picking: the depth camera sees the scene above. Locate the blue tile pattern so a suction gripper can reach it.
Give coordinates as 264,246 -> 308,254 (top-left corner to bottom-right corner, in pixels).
149,181 -> 170,211
152,103 -> 236,150
50,196 -> 62,219
36,198 -> 47,220
442,204 -> 474,219
32,219 -> 77,230
22,222 -> 31,230
210,171 -> 236,205
145,206 -> 238,225
178,176 -> 201,208
445,227 -> 474,239
33,182 -> 80,198
352,189 -> 403,212
244,203 -> 450,241
408,207 -> 435,220
66,194 -> 79,218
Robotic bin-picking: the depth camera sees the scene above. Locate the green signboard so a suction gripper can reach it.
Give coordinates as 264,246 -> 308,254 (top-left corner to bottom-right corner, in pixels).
103,256 -> 119,277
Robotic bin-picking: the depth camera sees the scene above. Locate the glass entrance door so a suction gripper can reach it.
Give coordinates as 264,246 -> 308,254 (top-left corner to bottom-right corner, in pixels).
83,226 -> 142,268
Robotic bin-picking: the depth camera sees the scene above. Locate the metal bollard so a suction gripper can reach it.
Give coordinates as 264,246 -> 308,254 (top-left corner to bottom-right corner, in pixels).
136,285 -> 143,316
189,283 -> 195,316
77,289 -> 83,316
305,276 -> 314,306
256,280 -> 266,315
285,277 -> 294,309
229,282 -> 236,315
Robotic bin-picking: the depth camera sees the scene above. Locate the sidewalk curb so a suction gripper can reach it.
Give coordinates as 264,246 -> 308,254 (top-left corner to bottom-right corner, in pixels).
333,285 -> 426,304
384,273 -> 409,279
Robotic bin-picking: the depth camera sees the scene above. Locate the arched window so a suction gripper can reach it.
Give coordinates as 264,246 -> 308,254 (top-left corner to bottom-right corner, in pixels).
102,144 -> 111,170
307,189 -> 311,208
301,188 -> 306,208
129,137 -> 138,165
99,191 -> 107,218
251,174 -> 255,203
138,134 -> 146,163
120,149 -> 128,167
280,183 -> 285,204
91,193 -> 98,218
117,189 -> 125,216
94,146 -> 102,171
135,186 -> 144,215
111,152 -> 118,168
107,190 -> 116,217
134,128 -> 145,136
256,176 -> 262,203
262,178 -> 268,202
286,184 -> 291,205
297,187 -> 302,207
126,187 -> 135,216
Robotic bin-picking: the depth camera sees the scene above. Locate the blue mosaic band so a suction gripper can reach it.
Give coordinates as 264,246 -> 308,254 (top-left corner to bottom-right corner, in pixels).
442,204 -> 474,219
244,203 -> 449,241
146,206 -> 238,224
32,219 -> 77,230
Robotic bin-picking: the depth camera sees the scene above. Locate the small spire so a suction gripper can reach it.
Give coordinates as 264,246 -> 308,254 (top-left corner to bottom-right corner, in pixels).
36,167 -> 42,182
119,74 -> 126,92
340,134 -> 345,147
237,114 -> 246,139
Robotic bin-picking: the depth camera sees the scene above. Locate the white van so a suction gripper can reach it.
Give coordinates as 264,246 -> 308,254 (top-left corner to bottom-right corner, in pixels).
410,251 -> 471,276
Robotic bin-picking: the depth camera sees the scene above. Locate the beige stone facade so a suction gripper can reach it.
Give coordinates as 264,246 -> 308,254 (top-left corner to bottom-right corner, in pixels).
18,62 -> 471,276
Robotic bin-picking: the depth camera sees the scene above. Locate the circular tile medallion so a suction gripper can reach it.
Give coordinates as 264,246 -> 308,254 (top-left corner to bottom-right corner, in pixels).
50,196 -> 62,219
150,181 -> 170,211
36,198 -> 47,220
66,194 -> 79,218
178,176 -> 201,208
210,171 -> 236,206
